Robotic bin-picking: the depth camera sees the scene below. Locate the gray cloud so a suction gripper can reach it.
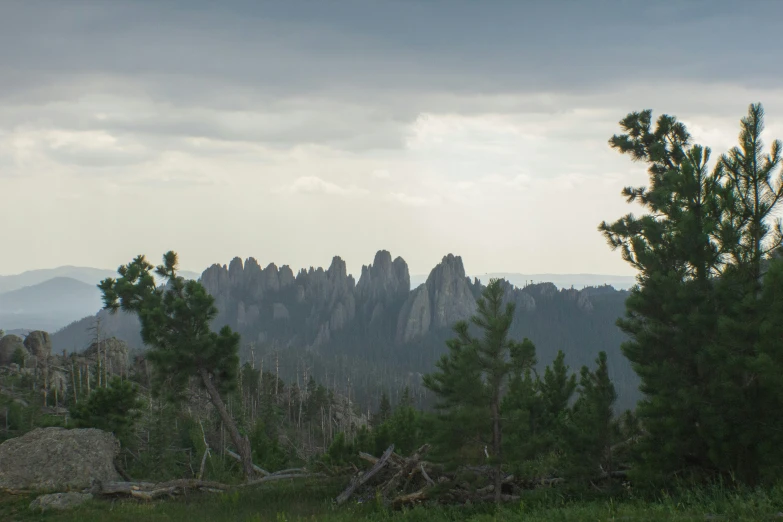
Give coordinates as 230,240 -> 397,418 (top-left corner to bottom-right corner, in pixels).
2,0 -> 781,159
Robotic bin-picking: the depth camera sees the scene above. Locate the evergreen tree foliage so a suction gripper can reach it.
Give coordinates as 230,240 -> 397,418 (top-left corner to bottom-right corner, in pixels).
600,103 -> 783,485
70,377 -> 143,446
11,347 -> 26,366
503,350 -> 577,470
562,352 -> 618,481
98,251 -> 256,480
423,279 -> 536,503
373,391 -> 392,428
69,377 -> 144,445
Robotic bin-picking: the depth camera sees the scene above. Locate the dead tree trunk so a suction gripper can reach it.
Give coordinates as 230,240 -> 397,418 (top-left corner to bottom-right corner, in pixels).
490,390 -> 502,505
198,367 -> 254,481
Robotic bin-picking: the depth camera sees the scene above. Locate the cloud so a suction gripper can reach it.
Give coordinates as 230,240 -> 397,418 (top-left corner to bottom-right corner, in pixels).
387,192 -> 440,207
278,176 -> 369,197
372,169 -> 390,179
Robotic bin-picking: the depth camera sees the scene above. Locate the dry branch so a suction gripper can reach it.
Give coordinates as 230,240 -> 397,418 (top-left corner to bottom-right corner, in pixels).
336,444 -> 395,505
420,464 -> 436,487
224,448 -> 270,476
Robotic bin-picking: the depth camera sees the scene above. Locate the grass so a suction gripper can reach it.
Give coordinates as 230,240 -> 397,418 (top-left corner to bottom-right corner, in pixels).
2,478 -> 783,521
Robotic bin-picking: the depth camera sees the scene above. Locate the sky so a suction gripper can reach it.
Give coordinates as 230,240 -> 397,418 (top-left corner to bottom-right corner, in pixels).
1,0 -> 782,279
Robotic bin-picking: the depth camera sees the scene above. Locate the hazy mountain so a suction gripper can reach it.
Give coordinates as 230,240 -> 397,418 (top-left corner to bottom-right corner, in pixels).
0,266 -> 202,331
0,277 -> 103,331
410,273 -> 636,290
0,266 -> 118,294
0,265 -> 202,294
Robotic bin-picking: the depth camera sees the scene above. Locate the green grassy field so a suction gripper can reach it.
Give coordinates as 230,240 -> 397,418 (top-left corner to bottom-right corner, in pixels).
3,478 -> 783,521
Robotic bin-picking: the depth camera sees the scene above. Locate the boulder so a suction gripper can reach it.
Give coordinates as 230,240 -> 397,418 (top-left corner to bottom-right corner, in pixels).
0,335 -> 25,366
29,492 -> 93,512
82,337 -> 129,377
24,330 -> 52,361
0,427 -> 121,490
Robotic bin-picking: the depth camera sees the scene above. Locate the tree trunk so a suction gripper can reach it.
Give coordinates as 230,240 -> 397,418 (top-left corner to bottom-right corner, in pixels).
490,391 -> 502,505
198,367 -> 254,481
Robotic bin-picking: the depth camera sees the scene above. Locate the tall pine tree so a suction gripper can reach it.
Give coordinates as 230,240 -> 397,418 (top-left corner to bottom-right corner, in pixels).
601,103 -> 783,485
99,252 -> 256,480
424,278 -> 535,503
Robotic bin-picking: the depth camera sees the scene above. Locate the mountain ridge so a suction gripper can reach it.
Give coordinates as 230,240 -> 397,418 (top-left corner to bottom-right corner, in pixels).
49,250 -> 638,409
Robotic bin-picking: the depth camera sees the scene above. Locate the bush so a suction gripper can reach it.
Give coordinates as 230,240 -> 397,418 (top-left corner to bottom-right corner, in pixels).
70,377 -> 143,446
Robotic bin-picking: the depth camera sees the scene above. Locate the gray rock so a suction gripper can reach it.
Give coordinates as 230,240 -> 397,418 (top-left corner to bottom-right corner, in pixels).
272,303 -> 290,320
0,427 -> 121,490
0,335 -> 25,366
24,330 -> 52,361
396,284 -> 432,343
396,254 -> 476,342
82,337 -> 129,377
30,492 -> 92,512
356,250 -> 411,307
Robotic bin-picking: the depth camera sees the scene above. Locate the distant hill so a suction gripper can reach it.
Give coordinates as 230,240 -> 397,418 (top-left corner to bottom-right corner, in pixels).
0,266 -> 201,331
0,265 -> 201,294
0,277 -> 104,332
0,266 -> 118,294
410,273 -> 636,290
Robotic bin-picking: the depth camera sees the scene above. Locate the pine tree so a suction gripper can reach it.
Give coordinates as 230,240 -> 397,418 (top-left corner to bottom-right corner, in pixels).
70,376 -> 143,447
562,352 -> 618,481
423,278 -> 535,504
373,391 -> 392,427
600,103 -> 783,485
99,251 -> 256,480
539,350 -> 578,439
502,349 -> 574,468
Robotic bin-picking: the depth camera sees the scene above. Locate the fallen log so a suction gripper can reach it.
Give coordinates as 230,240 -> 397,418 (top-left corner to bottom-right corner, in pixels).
336,444 -> 395,505
242,473 -> 327,487
381,444 -> 430,498
98,474 -> 323,501
392,487 -> 430,508
224,449 -> 270,477
100,479 -> 232,496
270,468 -> 307,476
130,486 -> 178,501
359,452 -> 378,465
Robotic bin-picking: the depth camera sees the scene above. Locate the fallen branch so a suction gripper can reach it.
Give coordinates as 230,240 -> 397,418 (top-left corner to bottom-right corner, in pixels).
392,487 -> 430,508
336,444 -> 395,505
270,468 -> 307,476
242,473 -> 327,487
224,448 -> 270,477
420,464 -> 436,487
198,420 -> 210,481
358,452 -> 378,465
130,486 -> 178,501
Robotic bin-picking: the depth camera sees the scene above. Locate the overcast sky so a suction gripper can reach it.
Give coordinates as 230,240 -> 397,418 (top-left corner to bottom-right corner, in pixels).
2,0 -> 782,278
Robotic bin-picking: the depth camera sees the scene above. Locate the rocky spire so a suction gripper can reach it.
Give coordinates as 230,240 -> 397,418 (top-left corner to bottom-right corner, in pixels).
395,254 -> 477,343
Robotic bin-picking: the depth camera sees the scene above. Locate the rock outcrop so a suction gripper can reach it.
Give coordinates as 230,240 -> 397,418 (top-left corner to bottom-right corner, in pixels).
396,254 -> 478,343
199,254 -> 359,349
356,250 -> 410,334
0,427 -> 121,490
0,334 -> 25,366
24,330 -> 52,361
81,337 -> 130,377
